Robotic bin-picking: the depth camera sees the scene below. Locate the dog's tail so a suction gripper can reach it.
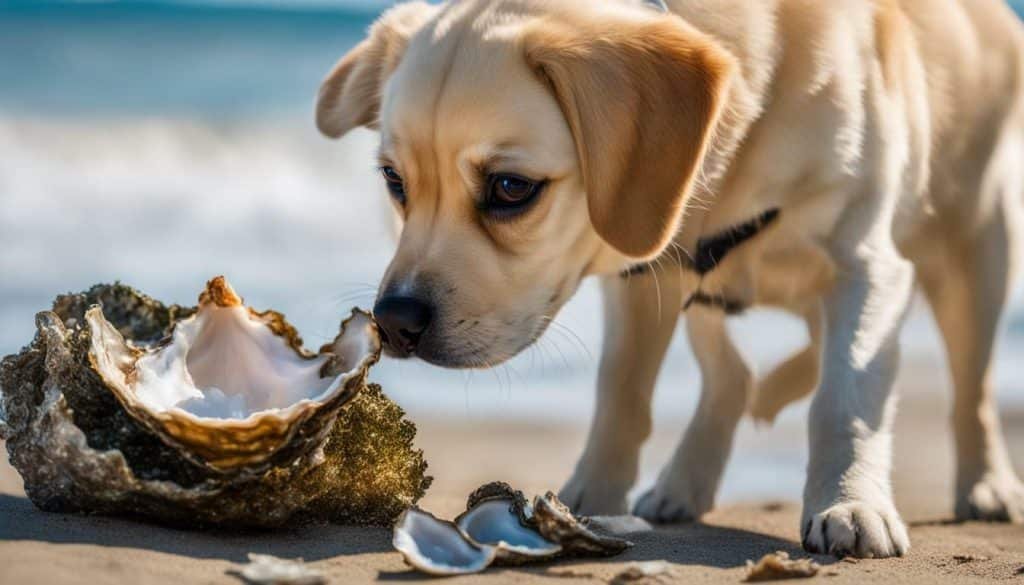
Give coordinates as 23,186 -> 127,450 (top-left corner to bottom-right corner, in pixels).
747,343 -> 820,424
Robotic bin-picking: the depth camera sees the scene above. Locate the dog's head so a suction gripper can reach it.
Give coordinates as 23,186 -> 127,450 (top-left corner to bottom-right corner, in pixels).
317,0 -> 733,367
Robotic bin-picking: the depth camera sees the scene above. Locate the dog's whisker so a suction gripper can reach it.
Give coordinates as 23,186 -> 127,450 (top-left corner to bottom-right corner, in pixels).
542,317 -> 592,362
331,293 -> 376,306
525,342 -> 539,376
503,362 -> 521,398
668,242 -> 691,308
531,336 -> 556,376
541,328 -> 573,372
646,259 -> 665,325
330,283 -> 379,299
535,339 -> 555,377
461,368 -> 474,414
332,281 -> 379,290
463,333 -> 508,394
547,328 -> 590,364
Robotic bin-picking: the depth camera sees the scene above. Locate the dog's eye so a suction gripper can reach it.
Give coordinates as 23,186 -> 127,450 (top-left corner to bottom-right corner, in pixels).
380,166 -> 406,205
483,174 -> 544,217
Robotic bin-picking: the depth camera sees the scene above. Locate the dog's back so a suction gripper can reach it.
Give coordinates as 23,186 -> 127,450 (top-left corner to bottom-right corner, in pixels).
900,0 -> 1024,218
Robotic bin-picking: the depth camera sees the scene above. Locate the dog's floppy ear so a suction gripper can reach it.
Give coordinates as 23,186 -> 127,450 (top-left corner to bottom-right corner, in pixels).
524,13 -> 734,259
316,1 -> 438,138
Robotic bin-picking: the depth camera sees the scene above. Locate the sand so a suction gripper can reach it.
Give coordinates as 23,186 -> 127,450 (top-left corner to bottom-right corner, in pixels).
2,366 -> 1023,585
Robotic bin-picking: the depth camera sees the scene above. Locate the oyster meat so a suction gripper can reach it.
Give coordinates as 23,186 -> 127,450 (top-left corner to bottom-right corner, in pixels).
0,277 -> 431,527
393,482 -> 632,576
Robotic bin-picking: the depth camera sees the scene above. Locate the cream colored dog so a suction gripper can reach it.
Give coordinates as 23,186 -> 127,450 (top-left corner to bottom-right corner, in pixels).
316,0 -> 1024,558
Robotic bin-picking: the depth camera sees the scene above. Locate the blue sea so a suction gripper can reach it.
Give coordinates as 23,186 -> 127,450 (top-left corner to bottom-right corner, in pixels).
1,0 -> 1022,503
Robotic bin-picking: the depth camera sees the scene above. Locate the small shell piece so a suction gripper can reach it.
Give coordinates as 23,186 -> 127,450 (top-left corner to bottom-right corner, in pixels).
532,492 -> 633,557
744,551 -> 819,582
393,508 -> 497,576
234,553 -> 326,585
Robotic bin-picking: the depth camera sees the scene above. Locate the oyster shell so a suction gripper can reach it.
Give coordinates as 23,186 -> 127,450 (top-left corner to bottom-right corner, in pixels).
456,482 -> 561,562
393,508 -> 498,576
86,276 -> 377,473
0,277 -> 430,527
392,482 -> 631,576
532,491 -> 634,557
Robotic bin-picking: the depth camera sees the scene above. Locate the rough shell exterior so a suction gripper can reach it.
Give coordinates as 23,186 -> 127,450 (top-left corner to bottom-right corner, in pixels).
465,483 -> 631,558
532,492 -> 633,557
465,481 -> 532,519
0,282 -> 431,528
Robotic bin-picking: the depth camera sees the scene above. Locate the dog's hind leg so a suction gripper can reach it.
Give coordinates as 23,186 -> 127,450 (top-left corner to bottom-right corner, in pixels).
633,306 -> 753,523
919,194 -> 1024,523
748,302 -> 823,424
559,268 -> 685,516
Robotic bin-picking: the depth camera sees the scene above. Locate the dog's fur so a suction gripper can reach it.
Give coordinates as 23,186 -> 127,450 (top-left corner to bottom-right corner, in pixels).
317,0 -> 1024,558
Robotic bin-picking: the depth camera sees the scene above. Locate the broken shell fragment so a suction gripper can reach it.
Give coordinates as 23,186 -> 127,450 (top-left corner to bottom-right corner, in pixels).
0,277 -> 430,527
393,508 -> 498,576
533,491 -> 633,557
744,551 -> 820,582
233,553 -> 326,585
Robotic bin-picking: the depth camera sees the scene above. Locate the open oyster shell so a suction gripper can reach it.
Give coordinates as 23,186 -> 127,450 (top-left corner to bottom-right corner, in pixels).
455,482 -> 561,563
393,508 -> 499,576
0,277 -> 430,527
86,276 -> 377,473
392,482 -> 631,576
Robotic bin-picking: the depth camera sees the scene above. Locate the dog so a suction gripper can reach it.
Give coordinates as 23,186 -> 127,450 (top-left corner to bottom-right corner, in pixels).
315,0 -> 1024,558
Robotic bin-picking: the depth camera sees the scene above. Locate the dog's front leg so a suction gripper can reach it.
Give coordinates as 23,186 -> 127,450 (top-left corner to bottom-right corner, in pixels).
802,200 -> 915,558
559,268 -> 684,515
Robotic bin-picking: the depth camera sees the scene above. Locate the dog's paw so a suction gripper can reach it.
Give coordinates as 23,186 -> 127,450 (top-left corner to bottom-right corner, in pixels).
632,489 -> 699,524
802,501 -> 910,558
558,474 -> 629,516
956,473 -> 1024,523
632,477 -> 712,524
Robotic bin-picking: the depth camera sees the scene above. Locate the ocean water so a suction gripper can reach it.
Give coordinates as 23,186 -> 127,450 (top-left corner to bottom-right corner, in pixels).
1,1 -> 1022,502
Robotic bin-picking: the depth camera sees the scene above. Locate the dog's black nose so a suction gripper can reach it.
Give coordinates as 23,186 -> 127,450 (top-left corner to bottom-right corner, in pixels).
373,296 -> 433,356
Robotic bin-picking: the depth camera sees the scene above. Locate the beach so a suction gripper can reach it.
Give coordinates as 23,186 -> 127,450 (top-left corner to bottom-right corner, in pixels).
2,356 -> 1023,584
2,2 -> 1024,583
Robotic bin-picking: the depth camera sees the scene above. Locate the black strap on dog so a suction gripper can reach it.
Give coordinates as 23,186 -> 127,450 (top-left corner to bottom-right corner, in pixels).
621,208 -> 781,314
682,291 -> 747,315
690,208 -> 780,275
